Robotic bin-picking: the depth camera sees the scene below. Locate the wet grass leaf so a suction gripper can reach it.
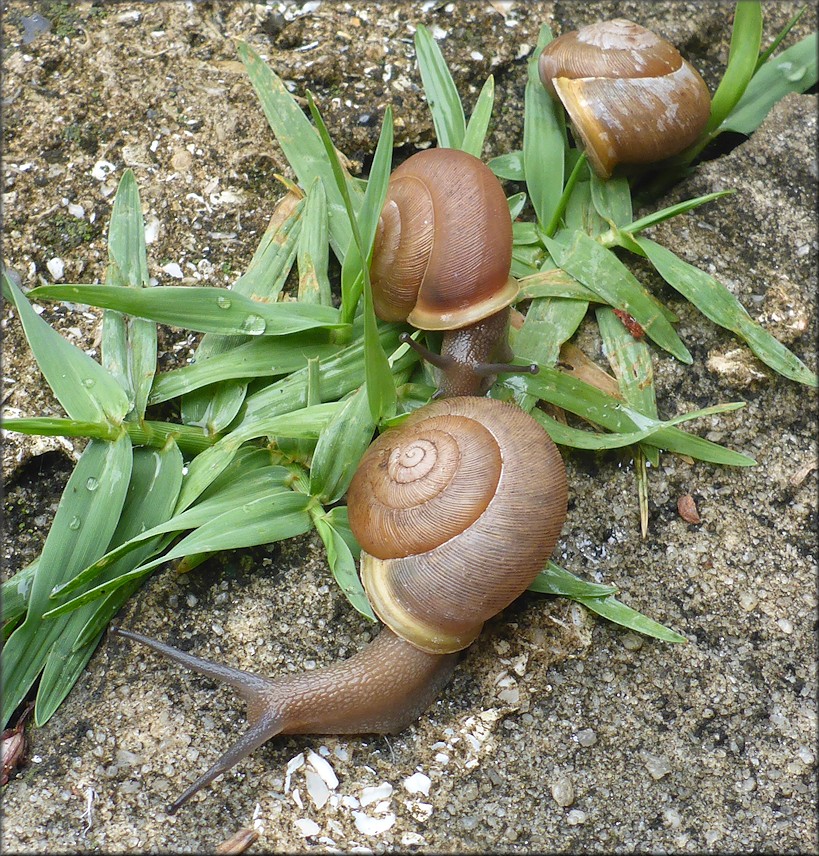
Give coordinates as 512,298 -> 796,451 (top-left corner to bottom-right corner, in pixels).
462,75 -> 495,157
523,25 -> 565,228
29,283 -> 345,337
238,41 -> 361,257
313,507 -> 375,621
3,273 -> 130,425
1,435 -> 133,727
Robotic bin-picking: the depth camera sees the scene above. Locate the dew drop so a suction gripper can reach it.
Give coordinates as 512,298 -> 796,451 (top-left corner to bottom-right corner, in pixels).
69,516 -> 82,530
785,66 -> 806,82
216,295 -> 232,309
240,313 -> 266,336
85,477 -> 99,492
81,378 -> 95,389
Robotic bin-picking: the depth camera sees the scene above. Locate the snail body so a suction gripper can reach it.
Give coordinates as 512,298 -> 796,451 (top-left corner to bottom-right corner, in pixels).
538,19 -> 711,178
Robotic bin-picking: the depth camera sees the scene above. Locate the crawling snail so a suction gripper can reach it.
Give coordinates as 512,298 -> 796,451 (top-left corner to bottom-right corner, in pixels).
114,148 -> 568,813
538,18 -> 711,178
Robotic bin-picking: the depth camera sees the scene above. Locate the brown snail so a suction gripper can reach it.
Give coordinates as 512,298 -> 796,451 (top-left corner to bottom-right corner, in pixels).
113,148 -> 567,813
370,147 -> 536,396
114,397 -> 566,812
538,18 -> 711,178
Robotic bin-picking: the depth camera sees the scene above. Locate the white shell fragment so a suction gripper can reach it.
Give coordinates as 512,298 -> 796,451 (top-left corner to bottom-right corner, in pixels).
160,262 -> 183,279
352,811 -> 396,835
91,160 -> 116,181
306,751 -> 339,790
403,772 -> 432,796
359,782 -> 393,806
305,770 -> 330,809
294,818 -> 320,837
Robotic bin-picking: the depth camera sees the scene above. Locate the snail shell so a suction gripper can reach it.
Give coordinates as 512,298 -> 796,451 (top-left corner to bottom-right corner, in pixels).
538,18 -> 711,178
370,148 -> 519,331
347,396 -> 568,654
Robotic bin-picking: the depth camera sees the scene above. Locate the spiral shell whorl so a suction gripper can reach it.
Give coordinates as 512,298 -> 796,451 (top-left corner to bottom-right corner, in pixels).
348,397 -> 568,654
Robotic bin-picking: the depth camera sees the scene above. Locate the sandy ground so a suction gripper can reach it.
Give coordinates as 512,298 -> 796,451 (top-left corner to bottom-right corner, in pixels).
2,2 -> 817,852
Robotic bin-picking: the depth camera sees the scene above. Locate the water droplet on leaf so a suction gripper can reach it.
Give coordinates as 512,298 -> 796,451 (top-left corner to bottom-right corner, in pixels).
241,313 -> 266,335
216,295 -> 232,309
69,516 -> 82,530
86,477 -> 99,491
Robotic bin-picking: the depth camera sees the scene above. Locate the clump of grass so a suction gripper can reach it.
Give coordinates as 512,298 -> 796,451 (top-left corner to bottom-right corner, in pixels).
2,2 -> 816,729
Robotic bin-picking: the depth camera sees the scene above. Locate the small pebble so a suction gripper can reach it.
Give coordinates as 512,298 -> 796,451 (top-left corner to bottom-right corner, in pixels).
551,777 -> 574,807
642,753 -> 672,780
46,257 -> 64,280
576,728 -> 597,747
566,809 -> 587,825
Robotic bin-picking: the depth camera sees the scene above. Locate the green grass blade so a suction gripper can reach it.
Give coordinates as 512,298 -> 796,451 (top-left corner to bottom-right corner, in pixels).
103,168 -> 156,420
545,232 -> 692,363
507,192 -> 527,220
528,561 -> 618,598
462,75 -> 495,157
544,153 -> 588,237
308,94 -> 396,422
560,178 -> 608,238
756,6 -> 807,69
36,442 -> 183,717
237,324 -> 403,428
2,418 -> 120,441
510,294 -> 588,413
530,400 -> 746,451
29,284 -> 345,336
589,173 -> 633,228
3,273 -> 130,425
47,492 -> 314,618
523,25 -> 565,227
608,191 -> 734,237
2,560 -> 38,627
706,1 -> 763,133
238,41 -> 361,258
313,507 -> 375,621
310,385 -> 375,504
298,177 -> 332,305
138,492 -> 314,570
502,370 -> 756,466
149,333 -> 341,404
636,237 -> 817,386
49,467 -> 292,605
597,305 -> 660,465
489,150 -> 525,181
176,401 -> 339,513
720,32 -> 818,135
517,268 -> 602,302
181,194 -> 304,430
575,594 -> 687,643
1,435 -> 132,727
413,24 -> 466,148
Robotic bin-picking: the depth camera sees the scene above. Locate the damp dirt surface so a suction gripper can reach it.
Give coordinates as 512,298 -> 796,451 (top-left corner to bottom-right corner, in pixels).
2,2 -> 817,853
